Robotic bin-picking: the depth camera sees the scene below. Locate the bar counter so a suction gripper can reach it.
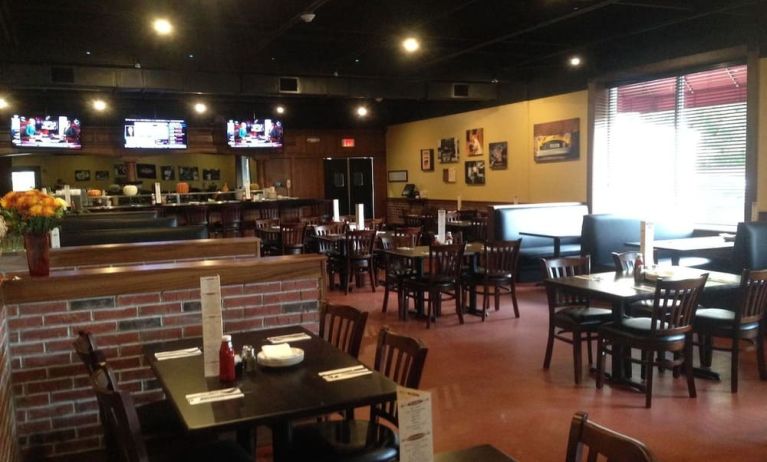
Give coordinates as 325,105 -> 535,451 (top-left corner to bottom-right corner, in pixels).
1,252 -> 326,458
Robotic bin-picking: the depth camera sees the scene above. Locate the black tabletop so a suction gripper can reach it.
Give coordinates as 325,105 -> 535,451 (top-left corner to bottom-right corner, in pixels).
434,444 -> 518,462
144,326 -> 398,431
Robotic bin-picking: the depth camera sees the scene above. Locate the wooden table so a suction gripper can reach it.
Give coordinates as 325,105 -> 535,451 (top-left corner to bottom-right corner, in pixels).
543,268 -> 740,384
625,236 -> 734,265
435,444 -> 518,462
144,326 -> 398,461
520,228 -> 581,257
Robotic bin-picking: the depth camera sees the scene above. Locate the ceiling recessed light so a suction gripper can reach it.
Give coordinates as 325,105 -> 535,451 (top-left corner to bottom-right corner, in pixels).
275,105 -> 285,115
85,50 -> 92,56
402,37 -> 420,53
569,56 -> 582,67
356,106 -> 368,117
153,18 -> 173,35
0,98 -> 8,109
354,58 -> 360,63
92,99 -> 107,111
193,102 -> 207,114
188,53 -> 194,59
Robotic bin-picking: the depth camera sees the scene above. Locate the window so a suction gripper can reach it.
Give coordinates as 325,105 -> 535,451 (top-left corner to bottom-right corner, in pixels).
592,65 -> 747,227
12,169 -> 38,191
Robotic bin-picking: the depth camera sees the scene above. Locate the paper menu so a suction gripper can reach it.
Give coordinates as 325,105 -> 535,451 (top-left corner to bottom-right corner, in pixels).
200,276 -> 224,378
397,386 -> 433,462
154,182 -> 162,204
333,199 -> 340,222
356,203 -> 365,230
437,210 -> 446,243
640,221 -> 654,266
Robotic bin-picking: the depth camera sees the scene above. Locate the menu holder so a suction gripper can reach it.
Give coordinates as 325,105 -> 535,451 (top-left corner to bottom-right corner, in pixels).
640,221 -> 654,266
200,275 -> 224,378
397,386 -> 433,462
356,203 -> 365,230
437,209 -> 446,243
154,182 -> 162,205
333,199 -> 340,222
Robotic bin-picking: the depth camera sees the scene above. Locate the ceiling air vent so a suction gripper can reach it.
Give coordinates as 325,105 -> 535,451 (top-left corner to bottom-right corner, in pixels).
452,83 -> 470,98
279,77 -> 300,93
51,67 -> 75,84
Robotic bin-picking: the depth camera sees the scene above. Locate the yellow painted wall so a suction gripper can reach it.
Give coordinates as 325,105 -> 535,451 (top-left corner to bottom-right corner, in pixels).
757,57 -> 767,210
12,153 -> 237,192
385,91 -> 589,203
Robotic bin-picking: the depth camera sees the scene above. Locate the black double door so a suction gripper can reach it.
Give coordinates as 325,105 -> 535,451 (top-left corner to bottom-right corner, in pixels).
323,158 -> 374,218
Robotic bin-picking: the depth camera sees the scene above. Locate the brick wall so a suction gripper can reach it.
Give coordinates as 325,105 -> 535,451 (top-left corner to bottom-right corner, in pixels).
6,278 -> 319,459
1,303 -> 20,462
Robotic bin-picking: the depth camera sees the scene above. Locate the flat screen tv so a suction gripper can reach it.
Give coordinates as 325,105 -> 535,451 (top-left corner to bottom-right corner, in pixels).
227,119 -> 283,148
124,118 -> 187,149
11,115 -> 82,149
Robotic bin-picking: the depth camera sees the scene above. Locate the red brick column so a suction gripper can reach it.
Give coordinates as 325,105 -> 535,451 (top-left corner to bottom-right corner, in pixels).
1,303 -> 21,462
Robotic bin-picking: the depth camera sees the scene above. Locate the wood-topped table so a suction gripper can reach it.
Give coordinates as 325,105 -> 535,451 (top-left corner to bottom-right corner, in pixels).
520,228 -> 582,257
144,326 -> 397,461
625,236 -> 734,265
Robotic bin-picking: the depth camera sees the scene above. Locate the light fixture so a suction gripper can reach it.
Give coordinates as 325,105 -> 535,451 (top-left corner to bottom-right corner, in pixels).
569,56 -> 582,67
188,53 -> 194,59
402,37 -> 420,53
275,105 -> 285,115
92,99 -> 107,111
0,97 -> 8,109
153,18 -> 173,35
85,50 -> 92,56
356,106 -> 368,117
193,102 -> 207,114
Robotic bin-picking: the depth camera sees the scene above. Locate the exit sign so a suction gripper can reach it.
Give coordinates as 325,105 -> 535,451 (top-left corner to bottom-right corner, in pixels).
341,138 -> 355,148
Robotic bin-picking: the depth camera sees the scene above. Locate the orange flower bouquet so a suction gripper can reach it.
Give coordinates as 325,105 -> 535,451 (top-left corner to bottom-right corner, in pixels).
0,190 -> 67,276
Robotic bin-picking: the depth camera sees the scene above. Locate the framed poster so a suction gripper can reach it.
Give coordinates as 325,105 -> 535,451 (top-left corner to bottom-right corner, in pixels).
114,164 -> 127,177
203,169 -> 221,181
438,137 -> 459,163
388,170 -> 408,182
533,118 -> 580,163
136,164 -> 157,179
74,170 -> 90,182
465,161 -> 486,185
161,166 -> 175,181
466,128 -> 483,156
420,149 -> 434,171
179,166 -> 199,181
442,167 -> 456,183
95,170 -> 109,180
489,141 -> 507,169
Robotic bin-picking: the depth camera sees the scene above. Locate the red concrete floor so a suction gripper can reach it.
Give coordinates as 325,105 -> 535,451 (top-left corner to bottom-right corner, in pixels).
308,282 -> 767,462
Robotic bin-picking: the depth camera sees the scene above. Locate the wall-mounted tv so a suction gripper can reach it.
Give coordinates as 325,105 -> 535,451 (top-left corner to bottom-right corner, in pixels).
124,118 -> 187,149
227,119 -> 283,148
11,115 -> 82,149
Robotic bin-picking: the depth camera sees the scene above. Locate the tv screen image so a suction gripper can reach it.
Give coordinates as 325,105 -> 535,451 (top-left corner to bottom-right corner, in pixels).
124,118 -> 187,149
227,119 -> 283,148
11,115 -> 82,149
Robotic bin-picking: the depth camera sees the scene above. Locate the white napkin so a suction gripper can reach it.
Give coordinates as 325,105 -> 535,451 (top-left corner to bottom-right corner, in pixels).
186,388 -> 244,405
319,365 -> 372,382
261,343 -> 295,360
155,347 -> 202,360
267,333 -> 312,344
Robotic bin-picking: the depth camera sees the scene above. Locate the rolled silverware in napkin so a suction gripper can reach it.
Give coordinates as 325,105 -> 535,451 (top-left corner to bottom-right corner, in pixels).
186,388 -> 244,405
267,333 -> 312,343
155,347 -> 202,360
322,370 -> 373,382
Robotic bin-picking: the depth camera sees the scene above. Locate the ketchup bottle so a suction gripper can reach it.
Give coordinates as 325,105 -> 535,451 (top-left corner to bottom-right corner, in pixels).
219,335 -> 236,383
633,254 -> 644,283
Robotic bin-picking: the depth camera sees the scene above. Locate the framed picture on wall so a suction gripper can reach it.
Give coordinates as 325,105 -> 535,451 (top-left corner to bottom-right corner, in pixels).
438,137 -> 459,163
420,149 -> 434,171
203,169 -> 221,181
161,166 -> 175,181
443,167 -> 456,183
465,160 -> 486,185
466,128 -> 483,156
489,141 -> 508,169
114,164 -> 127,177
136,164 -> 157,179
388,170 -> 408,182
95,170 -> 109,180
533,118 -> 580,163
179,166 -> 199,181
74,170 -> 90,182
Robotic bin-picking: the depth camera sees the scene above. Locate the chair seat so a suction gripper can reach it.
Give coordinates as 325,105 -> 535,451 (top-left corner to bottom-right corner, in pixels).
695,308 -> 761,331
555,306 -> 612,323
290,420 -> 398,462
465,268 -> 514,281
600,318 -> 686,343
405,274 -> 456,287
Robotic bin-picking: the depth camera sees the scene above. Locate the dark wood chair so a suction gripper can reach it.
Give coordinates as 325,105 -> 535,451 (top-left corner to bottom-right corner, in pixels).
333,229 -> 377,294
279,222 -> 306,255
468,217 -> 488,242
565,411 -> 657,462
612,251 -> 641,274
457,209 -> 478,221
287,328 -> 428,462
400,243 -> 465,328
541,256 -> 612,384
90,364 -> 251,462
463,240 -> 522,320
694,268 -> 767,392
319,303 -> 368,358
184,205 -> 209,227
379,233 -> 418,317
596,274 -> 708,408
209,203 -> 241,238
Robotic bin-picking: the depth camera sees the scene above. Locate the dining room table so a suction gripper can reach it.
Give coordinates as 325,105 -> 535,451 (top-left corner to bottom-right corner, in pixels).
519,226 -> 582,258
625,235 -> 734,265
143,325 -> 398,461
543,266 -> 740,386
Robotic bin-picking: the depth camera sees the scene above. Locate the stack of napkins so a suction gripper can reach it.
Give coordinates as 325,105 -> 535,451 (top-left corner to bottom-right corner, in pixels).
319,365 -> 372,382
185,388 -> 244,405
154,347 -> 202,361
261,343 -> 297,360
267,332 -> 312,344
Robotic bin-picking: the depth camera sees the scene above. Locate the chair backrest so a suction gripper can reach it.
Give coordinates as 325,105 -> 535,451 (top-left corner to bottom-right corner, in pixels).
346,229 -> 376,257
365,218 -> 384,231
281,223 -> 306,250
736,268 -> 767,324
457,209 -> 478,221
566,411 -> 656,462
428,243 -> 465,281
470,218 -> 488,242
73,330 -> 106,374
91,364 -> 149,462
612,251 -> 640,275
542,256 -> 591,308
372,328 -> 428,426
648,275 -> 708,335
218,203 -> 241,225
483,240 -> 522,275
319,304 -> 368,358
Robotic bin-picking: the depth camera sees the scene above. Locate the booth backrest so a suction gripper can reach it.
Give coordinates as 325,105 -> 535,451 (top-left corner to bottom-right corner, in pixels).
62,216 -> 177,231
580,214 -> 696,272
60,225 -> 208,247
488,202 -> 588,248
732,221 -> 767,272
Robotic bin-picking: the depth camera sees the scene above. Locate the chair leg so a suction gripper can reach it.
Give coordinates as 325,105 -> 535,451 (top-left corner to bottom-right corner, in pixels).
586,333 -> 594,366
757,327 -> 767,380
645,349 -> 655,408
573,330 -> 583,384
494,285 -> 500,312
482,283 -> 490,321
455,284 -> 464,325
426,289 -> 433,329
543,320 -> 555,369
368,265 -> 376,292
510,282 -> 520,318
685,338 -> 697,399
596,335 -> 606,389
731,335 -> 740,393
382,283 -> 390,313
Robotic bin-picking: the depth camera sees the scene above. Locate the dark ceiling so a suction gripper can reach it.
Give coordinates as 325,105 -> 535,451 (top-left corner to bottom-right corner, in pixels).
1,0 -> 765,127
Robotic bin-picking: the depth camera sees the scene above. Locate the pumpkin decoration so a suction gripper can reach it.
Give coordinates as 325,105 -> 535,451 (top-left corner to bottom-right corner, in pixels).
176,182 -> 190,194
87,189 -> 102,197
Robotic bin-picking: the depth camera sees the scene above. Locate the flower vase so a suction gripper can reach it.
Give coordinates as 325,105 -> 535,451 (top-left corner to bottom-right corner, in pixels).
24,233 -> 51,277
